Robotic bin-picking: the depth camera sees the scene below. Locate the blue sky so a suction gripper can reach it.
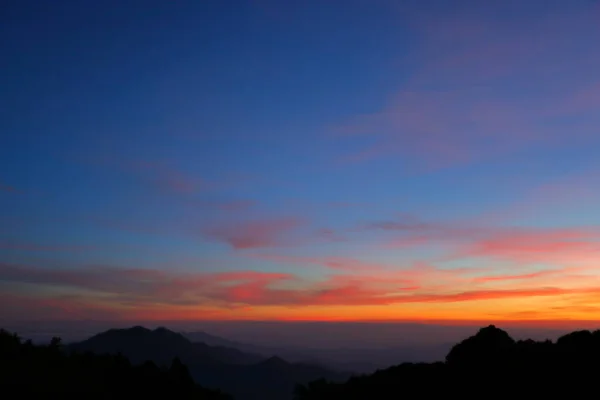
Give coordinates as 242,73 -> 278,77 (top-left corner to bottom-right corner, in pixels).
1,0 -> 600,324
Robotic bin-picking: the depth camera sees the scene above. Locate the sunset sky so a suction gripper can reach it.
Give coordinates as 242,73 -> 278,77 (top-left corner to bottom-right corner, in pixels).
1,0 -> 600,328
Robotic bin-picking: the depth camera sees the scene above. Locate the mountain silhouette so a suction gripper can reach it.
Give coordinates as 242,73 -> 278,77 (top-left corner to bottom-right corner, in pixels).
183,331 -> 256,350
68,326 -> 346,400
68,326 -> 263,366
294,325 -> 600,399
183,330 -> 450,374
0,328 -> 231,399
20,323 -> 600,399
445,324 -> 515,365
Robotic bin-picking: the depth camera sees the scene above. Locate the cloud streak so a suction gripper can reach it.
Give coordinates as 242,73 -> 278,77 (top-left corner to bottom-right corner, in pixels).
0,242 -> 98,253
360,215 -> 600,267
203,217 -> 305,249
335,2 -> 600,168
1,262 -> 597,314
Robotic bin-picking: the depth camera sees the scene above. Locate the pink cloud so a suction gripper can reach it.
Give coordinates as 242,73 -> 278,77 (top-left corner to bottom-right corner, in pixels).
476,169 -> 600,225
334,3 -> 600,168
406,2 -> 600,88
361,215 -> 600,267
204,217 -> 304,249
249,253 -> 392,272
249,256 -> 479,290
361,215 -> 490,243
457,228 -> 600,265
0,263 -> 297,307
76,155 -> 205,196
1,262 -> 598,312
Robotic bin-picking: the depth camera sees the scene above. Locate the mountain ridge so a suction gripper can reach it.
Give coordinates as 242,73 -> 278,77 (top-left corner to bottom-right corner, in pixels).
68,325 -> 347,400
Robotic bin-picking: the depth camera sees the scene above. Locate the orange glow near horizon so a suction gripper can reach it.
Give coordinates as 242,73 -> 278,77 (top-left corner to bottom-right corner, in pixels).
1,252 -> 600,329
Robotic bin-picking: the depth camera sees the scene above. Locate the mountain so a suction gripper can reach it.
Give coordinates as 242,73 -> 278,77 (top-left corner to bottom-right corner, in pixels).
0,328 -> 231,399
295,325 -> 600,399
69,326 -> 347,400
68,326 -> 262,366
183,331 -> 451,373
183,331 -> 253,349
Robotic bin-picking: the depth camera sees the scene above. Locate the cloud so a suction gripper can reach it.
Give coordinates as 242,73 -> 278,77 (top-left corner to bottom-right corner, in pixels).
334,2 -> 600,168
360,215 -> 600,266
0,292 -> 124,321
250,253 -> 393,272
457,228 -> 600,265
203,217 -> 304,249
0,263 -> 295,307
395,287 -> 578,304
215,199 -> 257,212
471,269 -> 567,283
76,155 -> 205,196
477,169 -> 600,225
0,242 -> 97,252
0,183 -> 18,193
126,160 -> 203,195
313,228 -> 346,243
361,214 -> 486,238
1,259 -> 599,321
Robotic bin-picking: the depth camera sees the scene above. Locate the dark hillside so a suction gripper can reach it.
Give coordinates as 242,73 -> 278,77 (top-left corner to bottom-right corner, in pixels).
0,329 -> 231,399
294,325 -> 600,399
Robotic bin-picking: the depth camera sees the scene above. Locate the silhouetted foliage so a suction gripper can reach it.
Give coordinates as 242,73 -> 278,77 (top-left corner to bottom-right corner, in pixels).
0,329 -> 232,399
293,324 -> 600,399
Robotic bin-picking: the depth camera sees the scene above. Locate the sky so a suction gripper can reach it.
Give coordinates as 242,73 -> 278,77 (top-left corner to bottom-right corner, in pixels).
1,0 -> 600,331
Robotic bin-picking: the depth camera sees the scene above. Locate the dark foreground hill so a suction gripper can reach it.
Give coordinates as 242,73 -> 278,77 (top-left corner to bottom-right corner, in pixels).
294,324 -> 600,399
0,329 -> 231,399
68,326 -> 347,400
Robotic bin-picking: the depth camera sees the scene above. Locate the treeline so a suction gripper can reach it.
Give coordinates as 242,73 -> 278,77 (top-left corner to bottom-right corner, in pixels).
294,325 -> 600,399
0,329 -> 231,399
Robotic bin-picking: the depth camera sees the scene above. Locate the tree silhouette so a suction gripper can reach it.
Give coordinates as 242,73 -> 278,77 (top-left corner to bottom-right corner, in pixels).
293,325 -> 600,399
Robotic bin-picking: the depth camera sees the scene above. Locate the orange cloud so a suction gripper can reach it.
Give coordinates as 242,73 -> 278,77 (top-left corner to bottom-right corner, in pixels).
2,261 -> 600,322
471,269 -> 565,283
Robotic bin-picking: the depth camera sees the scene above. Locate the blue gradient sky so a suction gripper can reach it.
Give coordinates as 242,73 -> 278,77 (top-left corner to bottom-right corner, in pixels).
2,0 -> 600,324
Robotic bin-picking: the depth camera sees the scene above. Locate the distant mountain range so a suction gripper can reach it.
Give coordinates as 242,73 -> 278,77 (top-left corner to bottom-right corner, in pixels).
69,326 -> 348,400
182,330 -> 452,373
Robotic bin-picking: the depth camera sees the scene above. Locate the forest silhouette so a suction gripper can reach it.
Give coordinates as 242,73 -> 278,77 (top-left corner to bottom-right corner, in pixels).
0,328 -> 231,399
3,324 -> 600,399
